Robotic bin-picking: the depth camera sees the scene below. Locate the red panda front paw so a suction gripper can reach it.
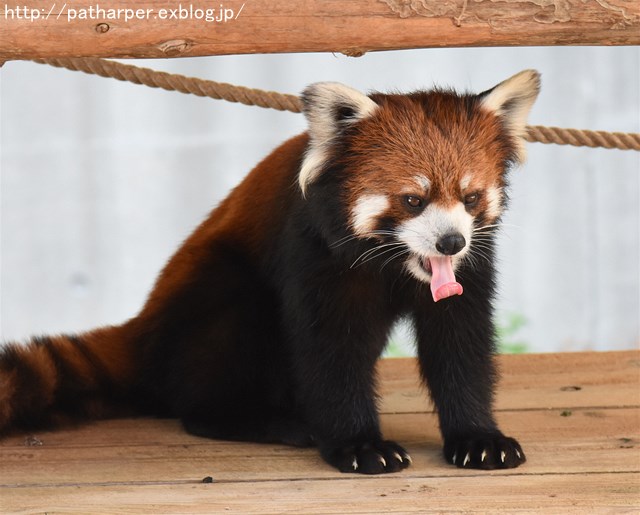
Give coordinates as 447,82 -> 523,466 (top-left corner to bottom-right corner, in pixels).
444,432 -> 526,470
321,440 -> 412,474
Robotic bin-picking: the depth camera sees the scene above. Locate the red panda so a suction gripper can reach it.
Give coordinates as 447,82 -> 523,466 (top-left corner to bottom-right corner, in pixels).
0,70 -> 540,474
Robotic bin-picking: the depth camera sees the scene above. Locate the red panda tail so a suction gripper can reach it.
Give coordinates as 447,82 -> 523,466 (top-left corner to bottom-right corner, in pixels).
0,324 -> 137,435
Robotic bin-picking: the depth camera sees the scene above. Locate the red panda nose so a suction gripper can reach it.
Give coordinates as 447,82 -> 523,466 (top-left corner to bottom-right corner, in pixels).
436,233 -> 466,256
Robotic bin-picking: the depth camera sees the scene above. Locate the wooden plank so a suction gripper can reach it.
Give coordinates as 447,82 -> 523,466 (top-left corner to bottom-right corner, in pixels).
0,351 -> 638,513
379,351 -> 640,413
1,409 -> 638,486
2,473 -> 638,514
1,0 -> 639,60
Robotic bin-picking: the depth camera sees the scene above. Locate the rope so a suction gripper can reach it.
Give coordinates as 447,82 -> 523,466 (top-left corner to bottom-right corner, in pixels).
32,57 -> 640,152
32,57 -> 302,113
525,125 -> 640,151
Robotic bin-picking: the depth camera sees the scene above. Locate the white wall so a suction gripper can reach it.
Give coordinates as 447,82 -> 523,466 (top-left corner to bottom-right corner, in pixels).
1,47 -> 639,353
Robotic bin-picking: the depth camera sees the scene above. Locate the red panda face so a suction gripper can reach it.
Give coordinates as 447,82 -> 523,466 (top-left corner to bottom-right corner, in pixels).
300,71 -> 540,300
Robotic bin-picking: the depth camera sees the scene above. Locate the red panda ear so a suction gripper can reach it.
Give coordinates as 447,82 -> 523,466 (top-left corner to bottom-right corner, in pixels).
479,70 -> 541,164
299,82 -> 378,195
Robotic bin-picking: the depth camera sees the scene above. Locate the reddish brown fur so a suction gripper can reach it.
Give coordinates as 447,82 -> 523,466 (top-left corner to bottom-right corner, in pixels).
338,93 -> 511,224
138,134 -> 307,319
0,369 -> 16,427
0,324 -> 140,432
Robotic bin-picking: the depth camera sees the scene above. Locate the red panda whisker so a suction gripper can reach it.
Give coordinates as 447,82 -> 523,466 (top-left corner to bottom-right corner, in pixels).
369,230 -> 402,240
468,240 -> 494,253
350,245 -> 397,268
473,223 -> 520,232
353,242 -> 402,260
351,243 -> 407,269
469,233 -> 498,245
330,234 -> 361,249
469,245 -> 494,256
468,252 -> 489,268
468,238 -> 488,246
469,236 -> 495,246
460,253 -> 482,272
472,229 -> 517,244
464,248 -> 493,268
470,238 -> 502,253
370,230 -> 400,235
352,243 -> 407,268
330,230 -> 399,250
379,249 -> 412,271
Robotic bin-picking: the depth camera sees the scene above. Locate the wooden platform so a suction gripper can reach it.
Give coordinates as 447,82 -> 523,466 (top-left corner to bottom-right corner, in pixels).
1,351 -> 638,513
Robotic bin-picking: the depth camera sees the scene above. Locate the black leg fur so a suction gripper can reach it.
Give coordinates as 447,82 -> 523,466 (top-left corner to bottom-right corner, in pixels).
413,261 -> 526,470
283,289 -> 411,473
275,217 -> 412,474
135,244 -> 312,447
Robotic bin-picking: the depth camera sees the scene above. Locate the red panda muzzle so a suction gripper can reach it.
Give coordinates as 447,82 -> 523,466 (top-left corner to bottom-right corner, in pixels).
428,256 -> 464,302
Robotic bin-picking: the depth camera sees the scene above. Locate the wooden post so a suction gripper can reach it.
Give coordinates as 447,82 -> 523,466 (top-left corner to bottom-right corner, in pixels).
1,0 -> 639,60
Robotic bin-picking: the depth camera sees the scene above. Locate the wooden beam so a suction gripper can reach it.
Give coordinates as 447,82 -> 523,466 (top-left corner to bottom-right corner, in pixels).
1,0 -> 639,60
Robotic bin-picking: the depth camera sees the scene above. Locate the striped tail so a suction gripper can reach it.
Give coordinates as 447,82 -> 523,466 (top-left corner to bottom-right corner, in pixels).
0,324 -> 137,435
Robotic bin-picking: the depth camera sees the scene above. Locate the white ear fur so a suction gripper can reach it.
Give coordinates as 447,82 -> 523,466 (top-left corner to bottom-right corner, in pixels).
480,69 -> 541,163
299,82 -> 378,195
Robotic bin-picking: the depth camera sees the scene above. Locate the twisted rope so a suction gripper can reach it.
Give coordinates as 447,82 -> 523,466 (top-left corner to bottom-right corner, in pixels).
33,57 -> 303,113
32,57 -> 639,152
525,125 -> 639,151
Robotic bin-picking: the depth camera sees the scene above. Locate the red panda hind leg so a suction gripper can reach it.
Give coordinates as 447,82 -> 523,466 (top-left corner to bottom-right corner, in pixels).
130,241 -> 314,448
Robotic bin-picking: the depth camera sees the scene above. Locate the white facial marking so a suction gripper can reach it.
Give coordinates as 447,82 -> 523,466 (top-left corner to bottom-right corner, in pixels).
406,257 -> 429,283
351,194 -> 389,237
460,174 -> 472,191
486,186 -> 502,220
299,82 -> 378,195
397,203 -> 473,284
481,71 -> 538,116
480,69 -> 541,163
413,175 -> 431,191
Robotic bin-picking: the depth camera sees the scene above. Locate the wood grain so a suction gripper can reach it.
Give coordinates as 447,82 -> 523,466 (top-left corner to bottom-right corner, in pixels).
1,351 -> 639,513
2,474 -> 639,514
378,350 -> 640,413
0,409 -> 638,487
1,1 -> 639,60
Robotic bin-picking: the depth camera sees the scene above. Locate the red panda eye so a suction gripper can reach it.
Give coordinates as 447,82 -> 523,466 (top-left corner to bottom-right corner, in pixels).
464,193 -> 479,206
405,196 -> 424,209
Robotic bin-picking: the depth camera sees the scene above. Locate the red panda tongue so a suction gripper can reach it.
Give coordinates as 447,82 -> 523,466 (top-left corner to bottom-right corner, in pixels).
428,256 -> 464,302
